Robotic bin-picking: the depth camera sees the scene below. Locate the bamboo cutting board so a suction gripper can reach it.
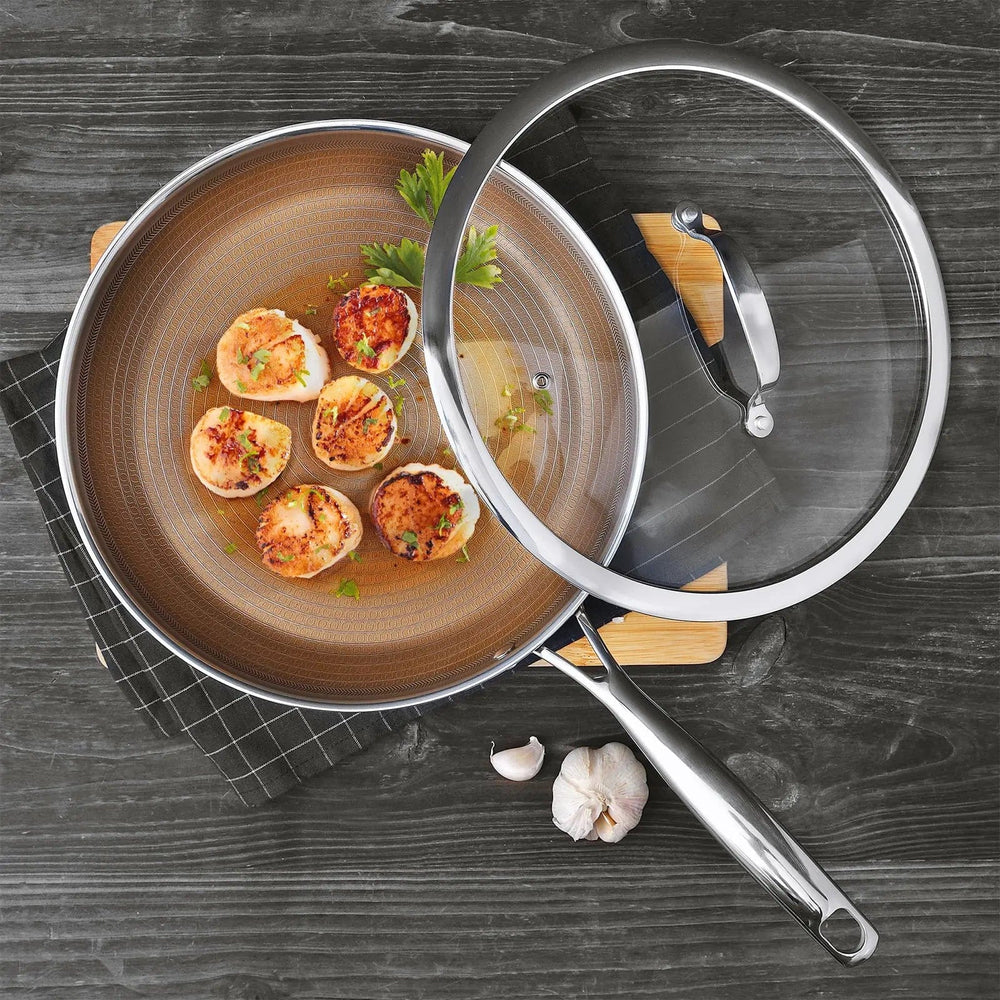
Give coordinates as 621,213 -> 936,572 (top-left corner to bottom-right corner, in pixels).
90,214 -> 727,666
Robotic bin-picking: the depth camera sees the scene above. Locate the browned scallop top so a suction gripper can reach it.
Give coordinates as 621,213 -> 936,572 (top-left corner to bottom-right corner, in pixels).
256,485 -> 356,578
228,309 -> 308,390
332,285 -> 411,371
313,383 -> 394,466
200,409 -> 286,491
371,469 -> 465,561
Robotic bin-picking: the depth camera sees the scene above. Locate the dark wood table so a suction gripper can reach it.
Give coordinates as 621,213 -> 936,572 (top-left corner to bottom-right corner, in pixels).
2,3 -> 997,996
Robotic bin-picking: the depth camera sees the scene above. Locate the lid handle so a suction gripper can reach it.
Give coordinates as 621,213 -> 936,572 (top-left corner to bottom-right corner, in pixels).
672,202 -> 780,437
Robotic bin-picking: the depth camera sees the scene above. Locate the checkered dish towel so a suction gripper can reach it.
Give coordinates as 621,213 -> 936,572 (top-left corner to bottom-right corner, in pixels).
0,113 -> 778,805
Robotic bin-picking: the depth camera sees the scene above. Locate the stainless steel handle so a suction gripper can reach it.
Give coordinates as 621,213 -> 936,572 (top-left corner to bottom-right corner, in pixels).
672,202 -> 779,437
537,609 -> 879,966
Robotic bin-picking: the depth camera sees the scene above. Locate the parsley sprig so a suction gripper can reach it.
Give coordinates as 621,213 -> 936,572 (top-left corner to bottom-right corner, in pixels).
359,149 -> 502,290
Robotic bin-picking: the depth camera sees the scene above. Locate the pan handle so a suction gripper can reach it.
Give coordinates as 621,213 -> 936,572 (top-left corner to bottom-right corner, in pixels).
536,609 -> 879,966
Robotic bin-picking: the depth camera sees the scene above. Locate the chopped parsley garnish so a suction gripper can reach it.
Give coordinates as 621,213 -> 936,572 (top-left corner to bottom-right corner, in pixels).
294,368 -> 309,387
401,530 -> 419,546
237,431 -> 257,455
324,405 -> 339,422
362,416 -> 377,432
254,488 -> 270,509
449,500 -> 464,516
286,491 -> 306,511
501,383 -> 513,398
218,406 -> 231,422
327,271 -> 349,291
191,359 -> 212,392
304,305 -> 318,316
348,550 -> 362,563
435,513 -> 452,535
223,541 -> 238,555
249,349 -> 270,381
333,578 -> 360,600
495,406 -> 525,431
373,462 -> 384,471
456,545 -> 470,563
236,379 -> 248,393
276,552 -> 296,562
442,447 -> 452,458
314,543 -> 331,554
356,334 -> 377,359
387,372 -> 406,389
246,454 -> 261,473
533,388 -> 555,415
236,348 -> 250,365
393,395 -> 404,417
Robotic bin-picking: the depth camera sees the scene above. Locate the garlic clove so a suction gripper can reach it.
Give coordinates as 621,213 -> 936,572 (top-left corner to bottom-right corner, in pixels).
552,742 -> 649,843
490,735 -> 545,781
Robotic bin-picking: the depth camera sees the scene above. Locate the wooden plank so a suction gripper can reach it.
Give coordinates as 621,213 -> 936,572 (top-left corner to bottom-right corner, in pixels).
90,219 -> 730,666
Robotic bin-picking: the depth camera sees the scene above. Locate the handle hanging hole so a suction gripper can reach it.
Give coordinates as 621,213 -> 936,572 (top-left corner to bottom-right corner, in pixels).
819,908 -> 864,954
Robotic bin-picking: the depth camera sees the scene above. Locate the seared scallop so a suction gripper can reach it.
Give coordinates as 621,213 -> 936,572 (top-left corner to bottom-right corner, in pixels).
190,406 -> 291,498
217,308 -> 330,402
370,462 -> 480,562
312,376 -> 397,471
332,284 -> 418,374
256,484 -> 362,578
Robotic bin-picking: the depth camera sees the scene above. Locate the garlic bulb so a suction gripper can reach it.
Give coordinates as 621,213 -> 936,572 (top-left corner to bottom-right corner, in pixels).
552,742 -> 648,842
490,736 -> 545,781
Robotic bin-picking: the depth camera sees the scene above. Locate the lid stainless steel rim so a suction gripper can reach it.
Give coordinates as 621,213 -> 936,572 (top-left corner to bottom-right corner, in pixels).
422,40 -> 950,622
54,118 -> 646,713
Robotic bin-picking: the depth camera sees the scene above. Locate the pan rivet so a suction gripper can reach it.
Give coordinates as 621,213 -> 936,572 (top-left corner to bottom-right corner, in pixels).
531,372 -> 551,390
493,644 -> 516,660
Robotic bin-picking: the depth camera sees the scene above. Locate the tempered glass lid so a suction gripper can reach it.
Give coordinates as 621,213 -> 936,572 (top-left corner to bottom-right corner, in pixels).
421,42 -> 949,621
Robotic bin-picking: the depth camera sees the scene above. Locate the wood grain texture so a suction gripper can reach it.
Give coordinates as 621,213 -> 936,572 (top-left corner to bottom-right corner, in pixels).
2,2 -> 998,996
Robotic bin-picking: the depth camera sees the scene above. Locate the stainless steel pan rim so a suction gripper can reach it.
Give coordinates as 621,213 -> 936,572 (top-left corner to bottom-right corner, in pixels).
422,40 -> 950,622
54,118 -> 648,713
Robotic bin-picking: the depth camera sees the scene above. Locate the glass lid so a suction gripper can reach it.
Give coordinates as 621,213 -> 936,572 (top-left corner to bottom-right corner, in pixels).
421,42 -> 949,621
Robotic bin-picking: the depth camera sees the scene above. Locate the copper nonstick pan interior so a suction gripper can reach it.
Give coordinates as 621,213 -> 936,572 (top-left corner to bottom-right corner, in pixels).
60,123 -> 642,708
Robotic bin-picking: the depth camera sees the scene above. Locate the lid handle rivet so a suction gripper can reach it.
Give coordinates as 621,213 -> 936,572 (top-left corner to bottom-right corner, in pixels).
532,372 -> 551,390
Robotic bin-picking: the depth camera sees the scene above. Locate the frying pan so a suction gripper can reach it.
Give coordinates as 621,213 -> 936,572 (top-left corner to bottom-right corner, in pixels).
57,39 -> 948,958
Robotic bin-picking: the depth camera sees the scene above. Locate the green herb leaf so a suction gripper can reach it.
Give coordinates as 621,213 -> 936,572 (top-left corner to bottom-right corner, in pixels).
495,406 -> 525,431
276,552 -> 296,562
533,388 -> 554,415
236,379 -> 248,393
192,359 -> 212,392
323,405 -> 339,422
304,305 -> 318,316
449,500 -> 464,516
501,383 -> 513,398
218,406 -> 231,422
237,431 -> 258,455
362,416 -> 377,432
435,513 -> 452,535
315,543 -> 332,554
455,225 -> 502,288
360,237 -> 426,288
387,372 -> 406,389
456,544 -> 470,564
395,149 -> 456,225
254,488 -> 270,509
393,394 -> 404,417
294,368 -> 309,387
327,271 -> 350,291
246,454 -> 261,473
400,530 -> 419,546
223,541 -> 238,555
356,334 -> 377,359
236,348 -> 250,365
334,578 -> 360,600
442,447 -> 452,457
348,550 -> 362,563
373,462 -> 384,471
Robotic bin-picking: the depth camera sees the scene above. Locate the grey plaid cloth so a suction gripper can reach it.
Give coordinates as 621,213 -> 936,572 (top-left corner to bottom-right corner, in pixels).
2,112 -> 779,806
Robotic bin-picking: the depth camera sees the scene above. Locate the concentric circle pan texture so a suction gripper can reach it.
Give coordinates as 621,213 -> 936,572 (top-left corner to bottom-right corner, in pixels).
57,122 -> 643,709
